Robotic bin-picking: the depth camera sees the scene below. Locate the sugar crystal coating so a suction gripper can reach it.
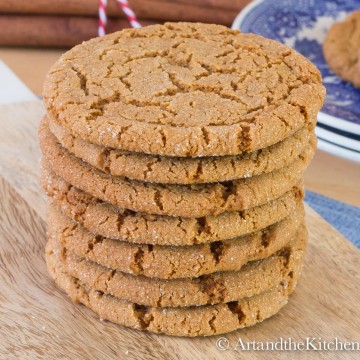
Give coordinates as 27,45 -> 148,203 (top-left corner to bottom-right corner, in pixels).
44,22 -> 325,156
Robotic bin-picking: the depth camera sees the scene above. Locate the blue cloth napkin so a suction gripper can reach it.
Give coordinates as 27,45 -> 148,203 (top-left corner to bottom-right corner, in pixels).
305,191 -> 360,248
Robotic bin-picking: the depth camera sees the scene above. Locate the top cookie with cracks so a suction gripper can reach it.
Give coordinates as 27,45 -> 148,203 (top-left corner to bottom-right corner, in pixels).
44,22 -> 325,157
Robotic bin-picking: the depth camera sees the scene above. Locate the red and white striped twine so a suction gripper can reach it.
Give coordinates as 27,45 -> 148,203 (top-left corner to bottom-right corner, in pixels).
98,0 -> 108,37
98,0 -> 141,37
117,0 -> 141,28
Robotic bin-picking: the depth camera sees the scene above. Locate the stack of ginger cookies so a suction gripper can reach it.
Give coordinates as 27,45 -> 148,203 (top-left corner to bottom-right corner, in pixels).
39,22 -> 325,337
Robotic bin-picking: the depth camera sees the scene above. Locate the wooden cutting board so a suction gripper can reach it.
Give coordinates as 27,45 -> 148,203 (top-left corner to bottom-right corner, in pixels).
0,100 -> 359,360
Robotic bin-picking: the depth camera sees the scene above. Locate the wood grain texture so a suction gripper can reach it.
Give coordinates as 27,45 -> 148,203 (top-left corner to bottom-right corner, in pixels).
0,101 -> 359,359
304,149 -> 360,208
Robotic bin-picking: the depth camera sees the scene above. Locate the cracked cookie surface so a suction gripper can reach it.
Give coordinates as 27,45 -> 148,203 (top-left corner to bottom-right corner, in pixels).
39,121 -> 313,217
43,22 -> 325,157
48,204 -> 304,279
323,10 -> 360,88
48,116 -> 315,184
45,228 -> 304,336
41,168 -> 304,245
51,225 -> 305,307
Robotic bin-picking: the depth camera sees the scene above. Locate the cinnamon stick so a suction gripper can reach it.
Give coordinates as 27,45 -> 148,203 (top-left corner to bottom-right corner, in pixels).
0,15 -> 158,47
156,0 -> 251,12
0,0 -> 242,25
0,0 -> 123,16
130,0 -> 239,25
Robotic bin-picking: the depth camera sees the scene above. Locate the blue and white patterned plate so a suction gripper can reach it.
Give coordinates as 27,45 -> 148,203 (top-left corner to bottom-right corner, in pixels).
232,0 -> 360,163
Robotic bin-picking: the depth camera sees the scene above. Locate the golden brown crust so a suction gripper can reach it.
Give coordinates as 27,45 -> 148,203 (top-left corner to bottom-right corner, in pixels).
42,168 -> 304,246
39,120 -> 313,217
323,10 -> 360,88
45,228 -> 305,336
48,225 -> 306,307
40,21 -> 320,337
43,22 -> 325,157
48,115 -> 314,184
48,204 -> 304,279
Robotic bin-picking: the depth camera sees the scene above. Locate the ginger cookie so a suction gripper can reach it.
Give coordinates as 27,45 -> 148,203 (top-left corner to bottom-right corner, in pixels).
45,232 -> 304,336
323,10 -> 360,88
51,225 -> 306,308
48,204 -> 304,279
42,168 -> 304,246
50,205 -> 304,280
43,22 -> 325,157
48,116 -> 315,184
39,121 -> 313,217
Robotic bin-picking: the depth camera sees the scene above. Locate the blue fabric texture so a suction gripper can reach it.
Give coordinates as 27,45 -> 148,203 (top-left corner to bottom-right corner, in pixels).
305,190 -> 360,248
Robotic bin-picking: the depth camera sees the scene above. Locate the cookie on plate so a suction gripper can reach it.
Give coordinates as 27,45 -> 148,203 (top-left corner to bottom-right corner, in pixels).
323,9 -> 360,88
